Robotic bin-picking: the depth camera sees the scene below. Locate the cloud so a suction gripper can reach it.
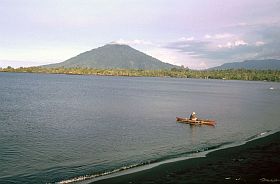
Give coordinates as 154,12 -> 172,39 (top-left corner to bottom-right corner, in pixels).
165,39 -> 210,57
165,38 -> 267,62
164,22 -> 280,64
112,39 -> 153,45
217,40 -> 248,48
234,40 -> 248,46
255,41 -> 265,46
204,34 -> 211,39
178,37 -> 195,41
146,47 -> 213,70
204,33 -> 234,39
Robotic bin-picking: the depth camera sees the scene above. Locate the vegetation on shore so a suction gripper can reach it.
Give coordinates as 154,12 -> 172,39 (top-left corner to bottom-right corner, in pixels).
1,66 -> 280,82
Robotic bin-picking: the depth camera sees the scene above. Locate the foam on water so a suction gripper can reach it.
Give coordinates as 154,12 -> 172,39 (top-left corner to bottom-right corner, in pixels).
245,130 -> 272,142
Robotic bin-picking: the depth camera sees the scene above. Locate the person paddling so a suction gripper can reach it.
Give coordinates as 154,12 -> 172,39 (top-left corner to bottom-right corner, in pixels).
189,112 -> 198,121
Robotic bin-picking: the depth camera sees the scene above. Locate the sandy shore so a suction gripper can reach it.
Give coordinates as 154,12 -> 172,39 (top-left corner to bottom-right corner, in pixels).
93,131 -> 280,184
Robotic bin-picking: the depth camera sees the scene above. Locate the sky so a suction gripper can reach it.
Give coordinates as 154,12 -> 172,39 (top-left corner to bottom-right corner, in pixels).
1,0 -> 280,69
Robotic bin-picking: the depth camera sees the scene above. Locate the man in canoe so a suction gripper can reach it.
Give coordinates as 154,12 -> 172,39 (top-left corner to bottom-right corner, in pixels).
189,112 -> 198,121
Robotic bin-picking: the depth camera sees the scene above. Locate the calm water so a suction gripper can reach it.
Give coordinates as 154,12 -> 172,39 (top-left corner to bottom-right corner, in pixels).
1,72 -> 280,184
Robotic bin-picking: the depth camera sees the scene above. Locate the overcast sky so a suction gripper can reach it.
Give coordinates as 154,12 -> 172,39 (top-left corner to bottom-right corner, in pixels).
1,0 -> 280,69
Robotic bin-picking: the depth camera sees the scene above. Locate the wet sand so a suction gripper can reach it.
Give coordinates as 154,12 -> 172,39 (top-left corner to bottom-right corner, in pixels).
93,131 -> 280,184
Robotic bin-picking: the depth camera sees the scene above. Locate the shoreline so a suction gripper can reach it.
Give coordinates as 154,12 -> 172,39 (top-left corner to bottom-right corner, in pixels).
1,68 -> 280,82
91,131 -> 280,184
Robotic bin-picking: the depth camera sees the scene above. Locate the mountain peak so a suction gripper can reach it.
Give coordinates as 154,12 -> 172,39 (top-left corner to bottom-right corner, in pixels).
102,42 -> 133,49
44,44 -> 179,70
107,41 -> 129,46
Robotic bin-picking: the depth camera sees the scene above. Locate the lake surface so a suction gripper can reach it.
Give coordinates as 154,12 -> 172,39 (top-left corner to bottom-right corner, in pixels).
1,72 -> 280,184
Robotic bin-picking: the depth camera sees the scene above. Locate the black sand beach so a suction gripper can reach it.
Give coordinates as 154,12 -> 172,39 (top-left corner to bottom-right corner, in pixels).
93,131 -> 280,184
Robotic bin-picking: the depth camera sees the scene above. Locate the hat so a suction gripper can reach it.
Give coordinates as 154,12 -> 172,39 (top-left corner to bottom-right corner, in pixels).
192,112 -> 196,115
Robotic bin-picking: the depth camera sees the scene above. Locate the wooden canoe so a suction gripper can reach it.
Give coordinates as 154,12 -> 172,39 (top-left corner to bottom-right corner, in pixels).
176,117 -> 216,126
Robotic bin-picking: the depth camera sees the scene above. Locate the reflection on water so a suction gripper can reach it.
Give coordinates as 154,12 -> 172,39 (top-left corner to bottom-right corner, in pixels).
190,125 -> 198,144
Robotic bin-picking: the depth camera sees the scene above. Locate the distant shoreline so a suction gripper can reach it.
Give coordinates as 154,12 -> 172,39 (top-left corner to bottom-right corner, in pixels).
1,67 -> 280,82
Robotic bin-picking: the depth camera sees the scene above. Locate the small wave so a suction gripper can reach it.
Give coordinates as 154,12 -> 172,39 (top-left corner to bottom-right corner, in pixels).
56,162 -> 149,184
55,142 -> 233,184
245,130 -> 271,142
194,142 -> 233,153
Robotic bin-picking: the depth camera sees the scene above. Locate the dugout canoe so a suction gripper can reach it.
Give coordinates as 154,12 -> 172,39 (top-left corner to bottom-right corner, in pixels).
176,117 -> 216,126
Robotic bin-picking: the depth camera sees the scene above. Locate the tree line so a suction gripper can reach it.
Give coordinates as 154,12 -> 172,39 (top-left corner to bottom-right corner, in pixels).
1,66 -> 280,82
